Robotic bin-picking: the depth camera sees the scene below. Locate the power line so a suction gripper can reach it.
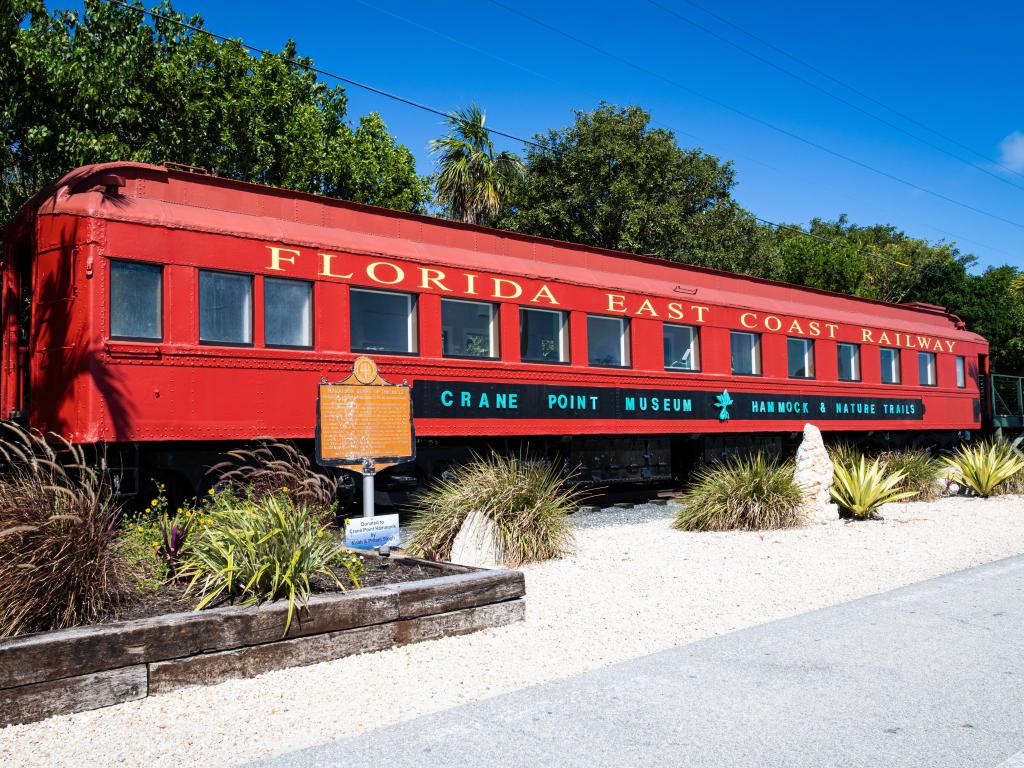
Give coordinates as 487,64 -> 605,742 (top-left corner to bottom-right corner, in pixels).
644,0 -> 1024,195
674,0 -> 1024,181
485,0 -> 1024,233
106,1 -> 980,276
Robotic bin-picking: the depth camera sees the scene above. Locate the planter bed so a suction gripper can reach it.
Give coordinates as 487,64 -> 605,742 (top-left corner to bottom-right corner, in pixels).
0,555 -> 525,727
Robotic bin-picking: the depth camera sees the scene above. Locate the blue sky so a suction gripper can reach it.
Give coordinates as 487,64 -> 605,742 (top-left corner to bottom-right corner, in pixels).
84,1 -> 1024,270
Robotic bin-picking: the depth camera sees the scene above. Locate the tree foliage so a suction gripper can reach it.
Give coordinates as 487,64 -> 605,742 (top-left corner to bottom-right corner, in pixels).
429,104 -> 524,225
497,104 -> 776,277
1,0 -> 428,225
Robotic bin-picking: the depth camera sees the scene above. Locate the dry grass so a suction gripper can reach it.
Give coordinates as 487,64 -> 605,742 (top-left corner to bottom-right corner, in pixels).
406,452 -> 580,567
0,423 -> 127,637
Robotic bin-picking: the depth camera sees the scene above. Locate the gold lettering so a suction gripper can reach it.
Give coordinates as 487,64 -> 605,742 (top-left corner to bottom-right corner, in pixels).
267,246 -> 299,272
895,333 -> 904,347
465,273 -> 478,295
825,323 -> 838,338
419,267 -> 451,292
787,319 -> 804,335
764,315 -> 781,332
493,278 -> 523,300
944,340 -> 955,353
862,328 -> 875,343
693,305 -> 709,323
367,261 -> 404,285
933,338 -> 943,352
740,312 -> 757,329
636,298 -> 658,317
318,252 -> 353,279
916,335 -> 931,349
530,284 -> 559,305
667,302 -> 685,320
606,293 -> 627,313
878,331 -> 892,345
808,321 -> 821,337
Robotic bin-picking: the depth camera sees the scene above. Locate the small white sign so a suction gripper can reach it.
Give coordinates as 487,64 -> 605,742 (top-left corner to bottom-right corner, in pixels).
345,513 -> 401,550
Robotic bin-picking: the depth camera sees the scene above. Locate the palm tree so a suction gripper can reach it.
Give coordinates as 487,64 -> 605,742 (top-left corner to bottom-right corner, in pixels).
429,104 -> 524,225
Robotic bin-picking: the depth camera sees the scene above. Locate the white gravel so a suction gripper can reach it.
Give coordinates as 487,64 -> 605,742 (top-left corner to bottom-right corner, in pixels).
3,495 -> 1023,767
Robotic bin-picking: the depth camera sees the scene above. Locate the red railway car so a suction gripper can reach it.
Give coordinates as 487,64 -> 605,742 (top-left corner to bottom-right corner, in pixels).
1,162 -> 988,500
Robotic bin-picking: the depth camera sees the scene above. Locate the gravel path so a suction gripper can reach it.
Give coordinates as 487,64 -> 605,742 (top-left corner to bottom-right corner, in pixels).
2,496 -> 1022,767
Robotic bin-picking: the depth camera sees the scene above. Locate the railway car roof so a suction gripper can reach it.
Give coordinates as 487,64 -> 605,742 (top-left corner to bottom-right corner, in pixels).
7,161 -> 986,343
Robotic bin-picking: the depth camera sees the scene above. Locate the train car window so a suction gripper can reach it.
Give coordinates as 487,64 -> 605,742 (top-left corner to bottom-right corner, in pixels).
837,342 -> 861,382
730,330 -> 761,375
110,260 -> 162,341
918,351 -> 937,386
955,355 -> 966,388
664,324 -> 700,371
199,270 -> 253,346
521,307 -> 568,363
787,337 -> 815,378
587,315 -> 630,367
264,277 -> 313,348
880,346 -> 901,384
441,298 -> 498,358
350,288 -> 417,354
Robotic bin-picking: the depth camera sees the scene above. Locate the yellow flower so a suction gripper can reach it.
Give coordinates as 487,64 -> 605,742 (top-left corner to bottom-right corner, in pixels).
150,499 -> 158,506
281,486 -> 289,493
177,507 -> 183,514
151,540 -> 160,547
208,488 -> 216,496
145,508 -> 151,514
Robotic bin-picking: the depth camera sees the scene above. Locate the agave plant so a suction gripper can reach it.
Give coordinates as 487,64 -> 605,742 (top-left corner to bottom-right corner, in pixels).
830,457 -> 917,520
945,440 -> 1024,498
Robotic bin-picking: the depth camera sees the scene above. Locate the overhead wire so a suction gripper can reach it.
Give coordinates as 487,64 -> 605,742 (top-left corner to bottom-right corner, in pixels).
484,0 -> 1024,233
643,0 -> 1024,195
107,0 -> 984,277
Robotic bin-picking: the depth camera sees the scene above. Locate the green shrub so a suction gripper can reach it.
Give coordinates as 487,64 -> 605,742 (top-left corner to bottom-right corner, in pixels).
406,452 -> 579,566
209,440 -> 338,516
945,440 -> 1024,498
181,490 -> 363,632
673,453 -> 803,531
0,424 -> 127,637
830,457 -> 917,519
827,441 -> 864,472
878,449 -> 944,501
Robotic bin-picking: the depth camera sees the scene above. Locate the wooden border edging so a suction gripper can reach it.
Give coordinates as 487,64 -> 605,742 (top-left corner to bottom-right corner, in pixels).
0,562 -> 525,727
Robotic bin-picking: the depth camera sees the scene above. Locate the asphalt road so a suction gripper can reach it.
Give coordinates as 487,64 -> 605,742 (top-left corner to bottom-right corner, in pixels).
254,555 -> 1024,768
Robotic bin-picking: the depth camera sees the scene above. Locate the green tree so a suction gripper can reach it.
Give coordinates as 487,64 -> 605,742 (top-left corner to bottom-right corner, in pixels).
498,104 -> 776,278
429,104 -> 524,225
1,0 -> 428,225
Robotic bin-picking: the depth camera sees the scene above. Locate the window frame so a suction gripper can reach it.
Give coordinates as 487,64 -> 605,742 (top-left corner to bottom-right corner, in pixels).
109,259 -> 163,342
918,350 -> 938,387
786,337 -> 815,380
880,346 -> 901,385
663,322 -> 701,372
198,268 -> 254,348
837,342 -> 861,382
349,286 -> 418,356
586,314 -> 631,368
440,297 -> 500,360
955,355 -> 966,389
263,276 -> 314,350
519,307 -> 570,365
730,330 -> 762,376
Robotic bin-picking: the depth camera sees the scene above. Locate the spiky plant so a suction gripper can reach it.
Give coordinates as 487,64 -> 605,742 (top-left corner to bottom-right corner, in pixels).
0,423 -> 127,637
945,440 -> 1024,498
830,457 -> 918,520
406,452 -> 579,566
207,440 -> 338,516
827,440 -> 864,472
181,490 -> 363,633
673,453 -> 804,531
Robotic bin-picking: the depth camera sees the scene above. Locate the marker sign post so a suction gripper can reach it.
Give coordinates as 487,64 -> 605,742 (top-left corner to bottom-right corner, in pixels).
315,357 -> 414,520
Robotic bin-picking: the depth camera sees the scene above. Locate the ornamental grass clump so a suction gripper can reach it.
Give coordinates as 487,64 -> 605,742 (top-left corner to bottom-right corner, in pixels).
406,452 -> 579,566
672,453 -> 803,532
0,423 -> 127,637
945,440 -> 1024,498
830,457 -> 917,520
181,490 -> 364,633
878,449 -> 944,501
208,440 -> 339,515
